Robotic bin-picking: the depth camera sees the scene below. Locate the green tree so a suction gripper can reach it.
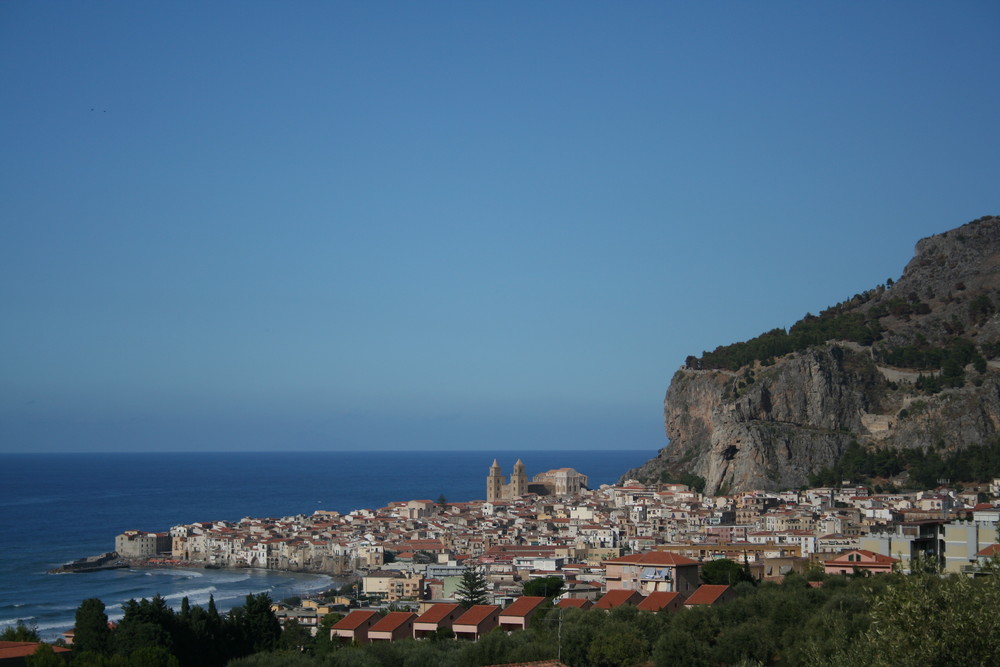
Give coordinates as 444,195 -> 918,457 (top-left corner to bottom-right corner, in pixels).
74,598 -> 112,655
455,565 -> 490,608
23,643 -> 65,667
226,593 -> 282,656
277,618 -> 312,652
113,596 -> 176,656
845,572 -> 1000,666
0,620 -> 40,642
128,646 -> 181,667
522,575 -> 564,599
700,558 -> 754,586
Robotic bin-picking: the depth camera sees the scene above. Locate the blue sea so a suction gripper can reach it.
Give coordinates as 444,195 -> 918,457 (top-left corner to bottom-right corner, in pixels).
0,449 -> 653,641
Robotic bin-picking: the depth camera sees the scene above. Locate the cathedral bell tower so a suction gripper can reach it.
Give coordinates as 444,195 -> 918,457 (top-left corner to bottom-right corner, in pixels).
511,458 -> 528,497
487,459 -> 504,502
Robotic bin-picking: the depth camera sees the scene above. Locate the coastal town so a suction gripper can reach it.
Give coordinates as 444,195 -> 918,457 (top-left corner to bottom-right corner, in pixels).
105,459 -> 1000,642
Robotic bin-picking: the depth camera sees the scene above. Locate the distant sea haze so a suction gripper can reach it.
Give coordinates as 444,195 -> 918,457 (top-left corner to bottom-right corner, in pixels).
0,449 -> 653,640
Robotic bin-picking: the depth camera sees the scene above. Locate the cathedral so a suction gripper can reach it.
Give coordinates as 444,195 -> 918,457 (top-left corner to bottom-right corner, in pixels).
487,459 -> 588,502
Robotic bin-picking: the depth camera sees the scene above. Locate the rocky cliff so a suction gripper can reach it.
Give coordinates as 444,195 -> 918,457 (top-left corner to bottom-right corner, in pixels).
625,215 -> 1000,493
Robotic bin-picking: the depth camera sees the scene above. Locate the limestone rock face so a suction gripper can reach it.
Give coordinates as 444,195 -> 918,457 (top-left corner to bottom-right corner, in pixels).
625,215 -> 1000,492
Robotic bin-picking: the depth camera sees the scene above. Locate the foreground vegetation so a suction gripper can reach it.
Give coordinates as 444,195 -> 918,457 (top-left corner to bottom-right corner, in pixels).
21,568 -> 1000,666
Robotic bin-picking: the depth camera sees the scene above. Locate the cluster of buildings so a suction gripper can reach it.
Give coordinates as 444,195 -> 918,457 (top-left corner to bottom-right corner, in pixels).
114,462 -> 1000,640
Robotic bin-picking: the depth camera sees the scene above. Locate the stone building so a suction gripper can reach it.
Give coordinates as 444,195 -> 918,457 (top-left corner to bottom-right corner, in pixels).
487,459 -> 588,502
532,467 -> 589,496
487,459 -> 528,502
116,530 -> 171,558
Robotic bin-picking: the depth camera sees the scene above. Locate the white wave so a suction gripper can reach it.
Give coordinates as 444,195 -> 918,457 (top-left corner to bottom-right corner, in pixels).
161,586 -> 217,602
144,568 -> 202,578
0,615 -> 36,627
34,623 -> 72,633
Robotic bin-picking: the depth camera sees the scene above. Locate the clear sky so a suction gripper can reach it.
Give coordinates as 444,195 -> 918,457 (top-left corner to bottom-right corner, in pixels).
1,2 -> 998,453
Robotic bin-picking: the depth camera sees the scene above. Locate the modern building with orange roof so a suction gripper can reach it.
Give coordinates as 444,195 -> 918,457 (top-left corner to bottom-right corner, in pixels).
823,549 -> 899,575
555,598 -> 593,611
602,550 -> 701,596
330,609 -> 379,644
413,603 -> 463,639
635,591 -> 686,613
368,611 -> 417,642
498,596 -> 545,630
453,604 -> 502,640
593,589 -> 645,610
684,584 -> 735,607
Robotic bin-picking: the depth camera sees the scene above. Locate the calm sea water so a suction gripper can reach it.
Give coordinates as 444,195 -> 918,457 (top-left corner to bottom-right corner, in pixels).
0,449 -> 653,640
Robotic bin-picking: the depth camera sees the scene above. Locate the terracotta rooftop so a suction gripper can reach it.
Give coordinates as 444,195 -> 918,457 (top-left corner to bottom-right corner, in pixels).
415,603 -> 462,623
332,610 -> 378,630
685,584 -> 731,605
370,611 -> 416,632
555,598 -> 592,609
976,543 -> 1000,557
593,589 -> 644,610
455,604 -> 501,626
500,596 -> 545,618
636,591 -> 685,612
826,549 -> 899,565
0,642 -> 72,659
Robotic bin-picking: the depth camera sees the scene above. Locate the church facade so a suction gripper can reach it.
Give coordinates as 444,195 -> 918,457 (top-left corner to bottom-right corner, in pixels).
487,459 -> 589,502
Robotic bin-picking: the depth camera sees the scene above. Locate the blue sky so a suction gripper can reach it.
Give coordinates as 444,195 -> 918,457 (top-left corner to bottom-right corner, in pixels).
2,2 -> 998,453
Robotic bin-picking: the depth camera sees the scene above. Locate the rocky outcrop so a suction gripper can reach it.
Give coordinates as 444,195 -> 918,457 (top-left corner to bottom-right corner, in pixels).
625,216 -> 1000,492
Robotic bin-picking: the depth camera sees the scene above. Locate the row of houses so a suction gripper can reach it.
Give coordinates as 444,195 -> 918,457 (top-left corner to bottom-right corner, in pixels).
331,584 -> 736,645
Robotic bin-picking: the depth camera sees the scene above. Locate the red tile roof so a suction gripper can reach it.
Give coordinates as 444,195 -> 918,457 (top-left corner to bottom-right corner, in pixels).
976,543 -> 1000,557
455,604 -> 501,626
594,589 -> 644,610
555,598 -> 592,609
500,596 -> 545,618
370,611 -> 416,632
332,610 -> 378,630
0,642 -> 72,659
635,591 -> 685,612
685,584 -> 731,605
415,603 -> 462,623
826,549 -> 899,566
